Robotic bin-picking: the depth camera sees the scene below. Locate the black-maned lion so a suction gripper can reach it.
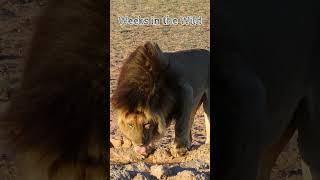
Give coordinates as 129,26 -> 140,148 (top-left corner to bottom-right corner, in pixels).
214,0 -> 320,179
0,0 -> 106,179
111,42 -> 210,157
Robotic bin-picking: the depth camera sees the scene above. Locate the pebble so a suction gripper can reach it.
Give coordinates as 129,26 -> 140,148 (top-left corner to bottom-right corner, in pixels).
133,173 -> 149,180
110,165 -> 132,180
182,160 -> 209,169
150,165 -> 167,179
125,164 -> 137,171
174,170 -> 196,179
135,162 -> 150,172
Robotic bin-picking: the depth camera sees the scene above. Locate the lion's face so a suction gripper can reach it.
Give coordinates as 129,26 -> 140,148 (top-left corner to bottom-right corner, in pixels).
117,109 -> 164,146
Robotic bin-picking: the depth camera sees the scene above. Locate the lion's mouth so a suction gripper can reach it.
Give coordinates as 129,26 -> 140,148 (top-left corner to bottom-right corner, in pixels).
134,145 -> 148,156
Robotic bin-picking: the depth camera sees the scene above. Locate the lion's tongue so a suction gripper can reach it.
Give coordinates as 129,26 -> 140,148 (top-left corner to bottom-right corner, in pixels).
134,146 -> 147,155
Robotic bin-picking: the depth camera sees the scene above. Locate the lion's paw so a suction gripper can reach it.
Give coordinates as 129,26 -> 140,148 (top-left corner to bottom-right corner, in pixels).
170,142 -> 191,157
171,146 -> 188,157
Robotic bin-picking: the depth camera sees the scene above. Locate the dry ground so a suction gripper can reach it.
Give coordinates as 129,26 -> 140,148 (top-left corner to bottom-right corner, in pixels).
0,0 -> 302,179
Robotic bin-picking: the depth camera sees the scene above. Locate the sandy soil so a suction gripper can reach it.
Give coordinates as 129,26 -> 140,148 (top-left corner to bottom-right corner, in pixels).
0,0 -> 303,180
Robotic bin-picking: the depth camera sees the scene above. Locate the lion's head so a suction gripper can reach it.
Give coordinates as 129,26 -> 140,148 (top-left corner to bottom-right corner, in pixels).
111,42 -> 170,153
116,108 -> 165,147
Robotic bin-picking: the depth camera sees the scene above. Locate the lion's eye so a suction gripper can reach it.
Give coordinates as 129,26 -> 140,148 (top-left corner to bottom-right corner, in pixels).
128,123 -> 134,128
144,123 -> 150,129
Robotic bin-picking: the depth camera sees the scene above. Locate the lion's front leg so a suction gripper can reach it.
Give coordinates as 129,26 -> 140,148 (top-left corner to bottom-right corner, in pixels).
172,123 -> 192,157
171,83 -> 194,157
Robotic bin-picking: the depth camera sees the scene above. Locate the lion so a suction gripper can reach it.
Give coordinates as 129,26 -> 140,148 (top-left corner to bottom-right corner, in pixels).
213,1 -> 320,179
0,0 -> 106,179
111,42 -> 210,157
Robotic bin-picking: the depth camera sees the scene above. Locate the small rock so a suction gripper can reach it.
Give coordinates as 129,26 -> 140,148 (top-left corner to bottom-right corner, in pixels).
110,138 -> 122,148
125,164 -> 138,171
113,171 -> 132,180
182,160 -> 209,170
150,165 -> 167,179
110,165 -> 132,180
175,170 -> 196,179
135,162 -> 150,172
153,147 -> 173,161
133,173 -> 148,180
195,173 -> 210,180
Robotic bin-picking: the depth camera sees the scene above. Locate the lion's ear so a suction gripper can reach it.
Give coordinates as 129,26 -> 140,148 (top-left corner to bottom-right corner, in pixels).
144,42 -> 169,71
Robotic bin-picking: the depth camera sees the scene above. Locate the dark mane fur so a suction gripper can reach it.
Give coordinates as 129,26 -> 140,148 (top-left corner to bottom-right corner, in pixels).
111,42 -> 168,113
0,0 -> 107,178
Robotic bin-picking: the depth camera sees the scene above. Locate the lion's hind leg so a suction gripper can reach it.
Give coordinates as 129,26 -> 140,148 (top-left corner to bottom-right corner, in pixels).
256,120 -> 296,180
203,89 -> 210,144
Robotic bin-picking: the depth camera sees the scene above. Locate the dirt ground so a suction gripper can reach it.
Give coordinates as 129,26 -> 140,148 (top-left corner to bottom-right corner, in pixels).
0,0 -> 302,180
